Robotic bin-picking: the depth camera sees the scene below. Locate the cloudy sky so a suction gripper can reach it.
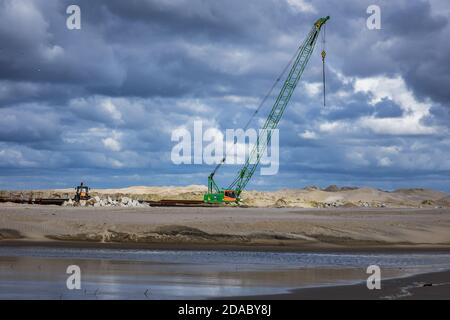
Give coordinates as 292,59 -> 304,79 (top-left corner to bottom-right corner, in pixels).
0,0 -> 449,191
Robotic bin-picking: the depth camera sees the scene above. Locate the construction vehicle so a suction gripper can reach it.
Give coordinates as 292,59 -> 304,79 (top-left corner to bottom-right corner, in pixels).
204,16 -> 330,204
74,182 -> 91,202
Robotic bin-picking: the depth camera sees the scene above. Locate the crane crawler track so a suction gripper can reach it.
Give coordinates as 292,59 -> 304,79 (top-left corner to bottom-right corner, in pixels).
144,199 -> 223,207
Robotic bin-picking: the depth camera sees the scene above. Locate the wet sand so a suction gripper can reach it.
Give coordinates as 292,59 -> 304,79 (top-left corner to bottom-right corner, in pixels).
1,246 -> 449,299
231,269 -> 450,300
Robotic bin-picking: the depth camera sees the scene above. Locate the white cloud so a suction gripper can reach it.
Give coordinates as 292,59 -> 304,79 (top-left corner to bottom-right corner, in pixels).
354,76 -> 429,115
286,0 -> 316,13
221,95 -> 259,108
176,99 -> 211,113
68,96 -> 125,125
102,137 -> 122,152
110,159 -> 124,168
359,116 -> 437,135
378,157 -> 393,167
181,42 -> 254,74
346,150 -> 370,166
42,45 -> 64,61
354,76 -> 440,136
323,71 -> 440,136
303,82 -> 322,97
63,127 -> 123,153
319,121 -> 352,134
0,148 -> 35,167
299,130 -> 317,139
101,99 -> 123,123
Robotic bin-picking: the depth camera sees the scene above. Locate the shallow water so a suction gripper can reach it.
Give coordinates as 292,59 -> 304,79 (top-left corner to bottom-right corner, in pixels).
1,246 -> 450,299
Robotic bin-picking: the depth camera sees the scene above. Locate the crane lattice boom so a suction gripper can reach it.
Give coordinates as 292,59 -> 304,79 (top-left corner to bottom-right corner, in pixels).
204,16 -> 330,204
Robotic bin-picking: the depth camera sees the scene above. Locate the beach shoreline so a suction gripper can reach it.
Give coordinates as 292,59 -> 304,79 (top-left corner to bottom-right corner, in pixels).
2,239 -> 450,254
224,269 -> 450,300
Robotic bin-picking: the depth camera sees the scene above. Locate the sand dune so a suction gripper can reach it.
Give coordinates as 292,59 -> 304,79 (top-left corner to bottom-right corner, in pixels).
1,185 -> 448,208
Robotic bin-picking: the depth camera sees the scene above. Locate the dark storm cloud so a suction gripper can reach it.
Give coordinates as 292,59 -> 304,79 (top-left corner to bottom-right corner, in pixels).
384,0 -> 447,36
321,0 -> 450,105
373,99 -> 403,118
1,0 -> 448,103
0,0 -> 449,191
0,104 -> 62,143
0,0 -> 309,100
321,100 -> 373,120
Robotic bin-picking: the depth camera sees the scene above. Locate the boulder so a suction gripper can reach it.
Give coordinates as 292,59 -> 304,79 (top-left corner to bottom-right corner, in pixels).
62,199 -> 74,207
86,198 -> 97,206
121,197 -> 131,205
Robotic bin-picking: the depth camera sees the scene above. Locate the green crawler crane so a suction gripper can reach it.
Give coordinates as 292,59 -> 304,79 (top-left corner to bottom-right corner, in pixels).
204,16 -> 330,204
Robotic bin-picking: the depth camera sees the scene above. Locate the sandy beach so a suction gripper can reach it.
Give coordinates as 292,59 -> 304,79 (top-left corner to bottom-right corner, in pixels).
2,197 -> 450,300
1,203 -> 450,250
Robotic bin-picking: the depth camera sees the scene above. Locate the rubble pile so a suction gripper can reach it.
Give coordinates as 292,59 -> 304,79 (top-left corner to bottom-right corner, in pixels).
63,196 -> 148,208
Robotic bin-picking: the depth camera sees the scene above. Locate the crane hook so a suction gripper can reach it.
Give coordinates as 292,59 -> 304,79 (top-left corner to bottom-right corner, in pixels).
321,22 -> 327,107
321,49 -> 326,107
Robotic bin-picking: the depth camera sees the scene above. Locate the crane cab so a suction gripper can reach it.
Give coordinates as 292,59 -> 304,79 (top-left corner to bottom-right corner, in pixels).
223,190 -> 237,202
203,189 -> 238,204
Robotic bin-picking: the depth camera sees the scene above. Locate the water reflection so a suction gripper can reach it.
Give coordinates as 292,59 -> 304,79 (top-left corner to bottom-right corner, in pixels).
1,247 -> 450,299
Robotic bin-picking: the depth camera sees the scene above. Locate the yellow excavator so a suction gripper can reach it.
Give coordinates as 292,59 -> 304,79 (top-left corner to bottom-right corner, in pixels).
74,182 -> 91,202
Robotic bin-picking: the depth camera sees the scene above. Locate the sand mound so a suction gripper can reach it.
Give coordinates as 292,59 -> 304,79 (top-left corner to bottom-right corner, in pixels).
155,225 -> 210,237
437,196 -> 450,206
0,229 -> 23,240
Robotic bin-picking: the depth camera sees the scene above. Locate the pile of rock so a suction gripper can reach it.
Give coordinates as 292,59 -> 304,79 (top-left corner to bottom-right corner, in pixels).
323,200 -> 345,208
314,200 -> 345,208
356,201 -> 386,208
63,196 -> 148,208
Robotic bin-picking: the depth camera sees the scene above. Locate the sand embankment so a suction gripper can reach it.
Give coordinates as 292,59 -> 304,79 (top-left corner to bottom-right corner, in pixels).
1,204 -> 450,250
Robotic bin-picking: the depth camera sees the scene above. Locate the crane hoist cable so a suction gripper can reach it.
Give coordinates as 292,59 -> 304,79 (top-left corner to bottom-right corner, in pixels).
321,23 -> 326,107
